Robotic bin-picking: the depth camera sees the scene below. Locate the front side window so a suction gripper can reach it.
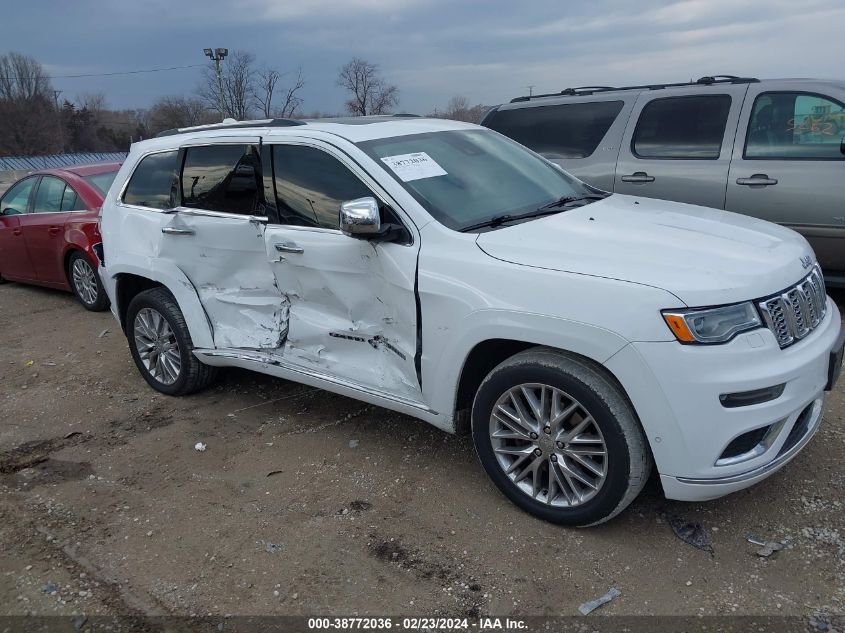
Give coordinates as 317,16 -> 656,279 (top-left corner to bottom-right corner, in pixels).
358,129 -> 594,231
122,150 -> 180,210
181,145 -> 261,215
0,177 -> 36,215
32,176 -> 67,213
745,92 -> 845,159
272,145 -> 376,229
484,100 -> 624,159
633,95 -> 732,159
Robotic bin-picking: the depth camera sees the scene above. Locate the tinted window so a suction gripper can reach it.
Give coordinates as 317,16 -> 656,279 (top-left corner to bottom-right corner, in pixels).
633,95 -> 732,159
0,177 -> 36,215
84,171 -> 119,195
358,129 -> 594,231
61,186 -> 86,211
123,150 -> 180,209
745,92 -> 845,159
272,145 -> 375,229
485,101 -> 624,158
33,176 -> 66,213
181,145 -> 261,215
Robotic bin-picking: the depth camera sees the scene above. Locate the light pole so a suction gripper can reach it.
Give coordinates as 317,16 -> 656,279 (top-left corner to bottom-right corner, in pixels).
203,47 -> 229,119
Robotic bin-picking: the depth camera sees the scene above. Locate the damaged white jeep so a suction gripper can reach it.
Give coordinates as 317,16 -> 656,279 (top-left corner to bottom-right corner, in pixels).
99,116 -> 844,526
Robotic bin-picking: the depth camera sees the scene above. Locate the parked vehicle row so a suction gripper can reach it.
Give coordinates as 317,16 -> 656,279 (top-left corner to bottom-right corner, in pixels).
0,163 -> 121,310
482,76 -> 845,285
91,115 -> 843,526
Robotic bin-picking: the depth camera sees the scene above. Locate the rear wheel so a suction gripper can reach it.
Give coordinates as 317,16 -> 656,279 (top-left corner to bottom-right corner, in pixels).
126,287 -> 217,396
472,348 -> 651,526
68,252 -> 109,311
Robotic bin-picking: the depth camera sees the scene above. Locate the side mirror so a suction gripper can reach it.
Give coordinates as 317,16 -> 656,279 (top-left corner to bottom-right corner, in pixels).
340,197 -> 381,237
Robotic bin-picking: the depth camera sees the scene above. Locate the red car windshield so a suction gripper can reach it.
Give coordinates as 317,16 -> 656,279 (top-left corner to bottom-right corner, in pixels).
83,171 -> 119,196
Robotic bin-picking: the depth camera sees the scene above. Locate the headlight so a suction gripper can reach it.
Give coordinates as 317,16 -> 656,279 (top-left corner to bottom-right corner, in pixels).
662,302 -> 762,344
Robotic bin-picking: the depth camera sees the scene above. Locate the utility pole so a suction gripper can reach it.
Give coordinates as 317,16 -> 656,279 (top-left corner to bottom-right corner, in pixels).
203,48 -> 229,119
527,85 -> 534,97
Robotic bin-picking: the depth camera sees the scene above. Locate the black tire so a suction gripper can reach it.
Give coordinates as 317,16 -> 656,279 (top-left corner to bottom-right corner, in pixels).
68,251 -> 110,311
125,287 -> 217,396
472,347 -> 651,526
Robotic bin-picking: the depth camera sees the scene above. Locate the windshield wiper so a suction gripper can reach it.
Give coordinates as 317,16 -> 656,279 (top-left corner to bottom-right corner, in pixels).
536,192 -> 608,211
459,208 -> 566,232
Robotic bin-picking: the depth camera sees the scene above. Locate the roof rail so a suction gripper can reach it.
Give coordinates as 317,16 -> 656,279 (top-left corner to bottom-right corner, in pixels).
509,75 -> 759,103
155,118 -> 306,138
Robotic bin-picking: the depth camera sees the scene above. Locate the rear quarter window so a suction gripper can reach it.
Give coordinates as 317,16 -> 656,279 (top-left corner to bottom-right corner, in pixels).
484,101 -> 624,159
122,150 -> 180,210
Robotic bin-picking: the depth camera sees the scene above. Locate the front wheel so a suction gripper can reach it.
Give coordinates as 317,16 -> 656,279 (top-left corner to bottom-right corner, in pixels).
125,287 -> 217,396
472,348 -> 651,526
68,252 -> 109,311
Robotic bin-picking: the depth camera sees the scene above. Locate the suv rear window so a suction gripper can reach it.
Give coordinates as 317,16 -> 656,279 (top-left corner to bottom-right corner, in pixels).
632,95 -> 731,159
122,151 -> 180,210
745,92 -> 845,159
181,145 -> 261,215
484,101 -> 623,159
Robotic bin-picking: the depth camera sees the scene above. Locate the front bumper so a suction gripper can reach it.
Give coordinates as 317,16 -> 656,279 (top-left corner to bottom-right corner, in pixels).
605,297 -> 841,502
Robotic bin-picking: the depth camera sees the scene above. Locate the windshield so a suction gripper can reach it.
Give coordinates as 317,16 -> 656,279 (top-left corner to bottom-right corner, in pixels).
357,129 -> 596,231
84,171 -> 119,196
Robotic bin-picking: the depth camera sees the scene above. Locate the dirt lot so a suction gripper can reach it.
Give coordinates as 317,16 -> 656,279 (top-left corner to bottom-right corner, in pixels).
1,280 -> 843,624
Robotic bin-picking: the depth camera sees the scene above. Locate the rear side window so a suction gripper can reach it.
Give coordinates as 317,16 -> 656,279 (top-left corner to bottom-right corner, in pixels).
122,150 -> 180,210
181,145 -> 261,215
745,92 -> 845,159
633,95 -> 732,159
272,145 -> 376,229
484,101 -> 623,159
33,176 -> 66,213
61,187 -> 86,211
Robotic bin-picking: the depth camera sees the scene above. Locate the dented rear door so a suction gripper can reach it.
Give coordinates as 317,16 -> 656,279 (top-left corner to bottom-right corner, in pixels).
162,137 -> 287,350
263,139 -> 422,401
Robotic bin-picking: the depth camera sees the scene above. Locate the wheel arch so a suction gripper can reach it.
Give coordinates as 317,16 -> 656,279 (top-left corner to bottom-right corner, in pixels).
107,262 -> 215,349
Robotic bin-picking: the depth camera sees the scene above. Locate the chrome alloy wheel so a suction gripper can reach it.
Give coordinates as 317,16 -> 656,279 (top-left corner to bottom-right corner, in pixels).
133,307 -> 181,385
489,383 -> 608,507
71,258 -> 98,305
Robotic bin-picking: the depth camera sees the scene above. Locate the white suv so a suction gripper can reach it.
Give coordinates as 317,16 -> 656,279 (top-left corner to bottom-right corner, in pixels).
99,116 -> 844,526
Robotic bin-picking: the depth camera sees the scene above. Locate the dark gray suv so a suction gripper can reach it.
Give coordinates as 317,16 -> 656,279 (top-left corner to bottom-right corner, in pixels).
483,76 -> 845,285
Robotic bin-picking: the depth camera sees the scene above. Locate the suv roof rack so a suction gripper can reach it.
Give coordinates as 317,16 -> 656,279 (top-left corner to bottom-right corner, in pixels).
509,75 -> 760,103
155,118 -> 306,138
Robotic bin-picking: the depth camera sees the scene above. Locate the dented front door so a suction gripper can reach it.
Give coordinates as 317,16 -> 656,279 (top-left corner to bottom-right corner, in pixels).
262,141 -> 421,400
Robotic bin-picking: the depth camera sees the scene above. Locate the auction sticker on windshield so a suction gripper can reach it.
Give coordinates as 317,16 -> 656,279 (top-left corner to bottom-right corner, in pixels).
381,152 -> 447,182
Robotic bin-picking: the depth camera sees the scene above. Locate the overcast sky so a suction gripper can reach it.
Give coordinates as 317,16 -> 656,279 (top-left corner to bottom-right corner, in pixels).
4,0 -> 843,115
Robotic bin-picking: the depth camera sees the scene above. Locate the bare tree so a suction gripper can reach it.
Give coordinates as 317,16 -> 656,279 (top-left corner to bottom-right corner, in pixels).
0,52 -> 52,101
253,67 -> 279,118
148,96 -> 213,135
274,67 -> 305,118
197,49 -> 256,120
431,95 -> 489,123
336,58 -> 398,116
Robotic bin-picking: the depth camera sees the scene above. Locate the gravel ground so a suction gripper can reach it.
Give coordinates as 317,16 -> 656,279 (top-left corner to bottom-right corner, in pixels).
0,280 -> 843,624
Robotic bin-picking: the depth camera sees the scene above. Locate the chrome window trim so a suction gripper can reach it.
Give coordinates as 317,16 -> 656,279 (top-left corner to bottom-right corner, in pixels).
174,206 -> 267,222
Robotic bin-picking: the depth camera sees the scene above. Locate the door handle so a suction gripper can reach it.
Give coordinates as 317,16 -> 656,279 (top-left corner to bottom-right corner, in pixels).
12,228 -> 22,236
161,227 -> 195,236
48,226 -> 61,236
620,171 -> 655,183
736,174 -> 778,187
275,242 -> 304,254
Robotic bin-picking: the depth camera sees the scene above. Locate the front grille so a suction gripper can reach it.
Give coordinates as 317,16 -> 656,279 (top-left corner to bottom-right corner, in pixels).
758,266 -> 827,348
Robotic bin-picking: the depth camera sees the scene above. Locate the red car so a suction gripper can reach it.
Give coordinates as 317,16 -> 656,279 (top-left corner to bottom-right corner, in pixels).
0,162 -> 121,311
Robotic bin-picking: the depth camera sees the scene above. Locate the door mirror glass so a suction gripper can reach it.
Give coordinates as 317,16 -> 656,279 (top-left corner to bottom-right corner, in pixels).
340,197 -> 381,237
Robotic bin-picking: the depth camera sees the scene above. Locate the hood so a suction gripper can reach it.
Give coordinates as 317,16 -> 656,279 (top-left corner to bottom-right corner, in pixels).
475,194 -> 815,307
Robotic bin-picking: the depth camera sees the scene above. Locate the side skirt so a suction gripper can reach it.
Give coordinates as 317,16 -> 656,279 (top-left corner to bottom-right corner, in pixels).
192,348 -> 448,430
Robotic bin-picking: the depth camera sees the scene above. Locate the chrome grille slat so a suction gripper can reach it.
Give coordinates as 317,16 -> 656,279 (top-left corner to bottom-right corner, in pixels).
758,266 -> 827,349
